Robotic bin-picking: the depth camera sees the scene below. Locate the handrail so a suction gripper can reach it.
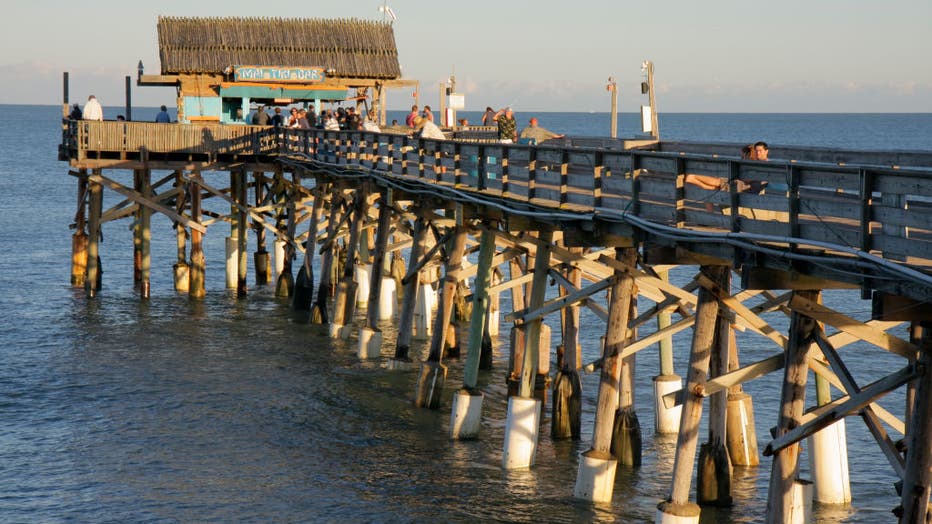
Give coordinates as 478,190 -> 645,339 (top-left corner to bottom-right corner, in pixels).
60,120 -> 932,274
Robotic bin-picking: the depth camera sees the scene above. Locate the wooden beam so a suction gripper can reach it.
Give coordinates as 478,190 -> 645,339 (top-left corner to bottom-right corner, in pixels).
697,273 -> 789,350
743,266 -> 859,290
764,364 -> 916,456
505,276 -> 615,323
872,292 -> 932,322
89,173 -> 206,233
788,294 -> 920,358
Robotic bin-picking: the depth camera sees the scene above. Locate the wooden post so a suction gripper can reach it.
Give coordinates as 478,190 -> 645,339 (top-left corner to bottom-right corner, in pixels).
654,268 -> 683,435
553,247 -> 583,440
507,256 -> 527,395
697,271 -> 733,506
359,190 -> 393,359
314,188 -> 342,324
85,172 -> 103,298
518,230 -> 554,398
253,172 -> 270,285
331,186 -> 367,338
463,226 -> 496,390
139,169 -> 152,299
71,170 -> 88,288
613,297 -> 642,467
133,169 -> 143,288
574,247 -> 637,501
275,170 -> 298,297
451,224 -> 495,440
898,322 -> 932,523
394,216 -> 426,361
765,289 -> 820,523
415,215 -> 467,409
236,169 -> 248,297
294,184 -> 326,311
173,170 -> 189,293
188,172 -> 206,299
657,265 -> 728,522
726,326 -> 760,466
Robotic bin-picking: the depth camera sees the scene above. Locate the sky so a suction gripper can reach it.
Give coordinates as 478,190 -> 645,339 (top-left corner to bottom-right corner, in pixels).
1,0 -> 930,112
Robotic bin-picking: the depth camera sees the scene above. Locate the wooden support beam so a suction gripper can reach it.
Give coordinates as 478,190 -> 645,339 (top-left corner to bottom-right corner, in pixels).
788,293 -> 920,358
872,292 -> 932,322
89,173 -> 206,233
505,276 -> 615,323
743,266 -> 859,290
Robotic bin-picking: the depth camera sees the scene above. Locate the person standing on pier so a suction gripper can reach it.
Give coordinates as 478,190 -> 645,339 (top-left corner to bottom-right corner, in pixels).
754,141 -> 769,160
406,105 -> 418,127
155,105 -> 171,123
482,106 -> 496,126
69,104 -> 82,120
422,105 -> 434,122
519,117 -> 564,144
493,107 -> 517,143
82,95 -> 103,121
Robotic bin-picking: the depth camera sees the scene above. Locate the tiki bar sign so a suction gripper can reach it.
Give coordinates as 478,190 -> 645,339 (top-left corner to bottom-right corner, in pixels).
234,66 -> 326,83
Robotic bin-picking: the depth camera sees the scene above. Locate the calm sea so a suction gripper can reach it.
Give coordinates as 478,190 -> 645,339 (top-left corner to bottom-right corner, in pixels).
1,105 -> 930,523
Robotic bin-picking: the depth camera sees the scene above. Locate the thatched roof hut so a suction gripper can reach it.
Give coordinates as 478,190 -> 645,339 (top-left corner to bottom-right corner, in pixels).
157,16 -> 402,79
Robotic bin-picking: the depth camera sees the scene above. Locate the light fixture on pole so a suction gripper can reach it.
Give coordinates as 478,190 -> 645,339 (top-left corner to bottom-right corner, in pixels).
607,76 -> 618,139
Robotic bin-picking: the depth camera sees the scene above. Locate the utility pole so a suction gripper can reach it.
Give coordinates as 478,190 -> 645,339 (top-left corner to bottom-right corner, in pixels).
642,61 -> 659,139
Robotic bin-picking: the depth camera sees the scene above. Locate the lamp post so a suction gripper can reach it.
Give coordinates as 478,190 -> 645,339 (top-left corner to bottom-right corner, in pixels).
607,77 -> 618,138
641,61 -> 659,139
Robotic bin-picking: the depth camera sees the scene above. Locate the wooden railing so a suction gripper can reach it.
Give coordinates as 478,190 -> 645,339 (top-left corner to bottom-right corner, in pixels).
60,120 -> 932,268
277,127 -> 932,266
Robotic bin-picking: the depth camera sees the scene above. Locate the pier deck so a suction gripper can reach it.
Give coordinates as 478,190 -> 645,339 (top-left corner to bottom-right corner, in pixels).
60,119 -> 932,522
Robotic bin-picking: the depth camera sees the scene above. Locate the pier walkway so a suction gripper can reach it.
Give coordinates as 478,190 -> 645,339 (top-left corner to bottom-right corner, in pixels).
61,119 -> 932,522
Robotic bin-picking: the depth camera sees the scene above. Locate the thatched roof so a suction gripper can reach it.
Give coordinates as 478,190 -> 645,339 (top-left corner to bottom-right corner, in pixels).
157,16 -> 401,79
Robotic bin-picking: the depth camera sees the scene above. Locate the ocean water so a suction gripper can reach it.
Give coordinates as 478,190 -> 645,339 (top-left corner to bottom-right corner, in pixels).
1,104 -> 930,522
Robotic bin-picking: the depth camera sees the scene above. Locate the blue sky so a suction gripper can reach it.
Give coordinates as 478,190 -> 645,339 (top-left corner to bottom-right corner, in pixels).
2,0 -> 930,112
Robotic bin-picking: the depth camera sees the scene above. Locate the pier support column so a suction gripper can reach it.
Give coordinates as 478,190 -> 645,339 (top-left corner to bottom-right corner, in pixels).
654,269 -> 683,435
698,271 -> 734,507
138,168 -> 152,299
613,298 -> 642,467
71,170 -> 88,288
574,247 -> 637,500
765,289 -> 820,524
358,190 -> 392,359
808,335 -> 851,505
235,168 -> 248,297
133,169 -> 143,289
314,188 -> 342,324
414,219 -> 467,409
85,171 -> 103,298
253,172 -> 270,285
225,170 -> 239,290
275,170 -> 297,298
553,247 -> 583,440
294,184 -> 326,311
898,322 -> 932,523
393,215 -> 426,364
657,265 -> 728,523
331,187 -> 367,339
503,230 -> 552,469
188,172 -> 206,299
173,170 -> 189,293
726,329 -> 760,467
451,225 -> 495,439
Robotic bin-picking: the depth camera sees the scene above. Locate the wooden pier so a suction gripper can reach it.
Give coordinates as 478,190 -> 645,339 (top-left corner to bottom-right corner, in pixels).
60,115 -> 932,522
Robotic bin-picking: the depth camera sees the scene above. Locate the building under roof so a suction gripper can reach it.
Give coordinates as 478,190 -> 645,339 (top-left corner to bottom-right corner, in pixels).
138,16 -> 415,124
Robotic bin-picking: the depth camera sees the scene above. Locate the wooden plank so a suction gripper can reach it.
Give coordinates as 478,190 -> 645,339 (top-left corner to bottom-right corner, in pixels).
506,276 -> 615,323
787,294 -> 920,358
698,273 -> 789,350
89,173 -> 206,233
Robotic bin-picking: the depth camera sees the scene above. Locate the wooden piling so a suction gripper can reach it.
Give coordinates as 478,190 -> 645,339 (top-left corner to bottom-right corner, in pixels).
275,170 -> 297,297
414,219 -> 467,409
658,265 -> 728,522
331,186 -> 367,338
552,247 -> 583,440
173,170 -> 189,293
394,216 -> 426,360
314,188 -> 342,323
236,169 -> 248,297
898,322 -> 932,523
765,289 -> 820,523
253,172 -> 270,285
71,170 -> 88,288
359,190 -> 392,358
463,226 -> 496,390
188,172 -> 206,299
139,169 -> 152,299
697,271 -> 733,506
85,172 -> 103,298
613,297 -> 642,467
294,185 -> 326,311
517,230 -> 554,399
